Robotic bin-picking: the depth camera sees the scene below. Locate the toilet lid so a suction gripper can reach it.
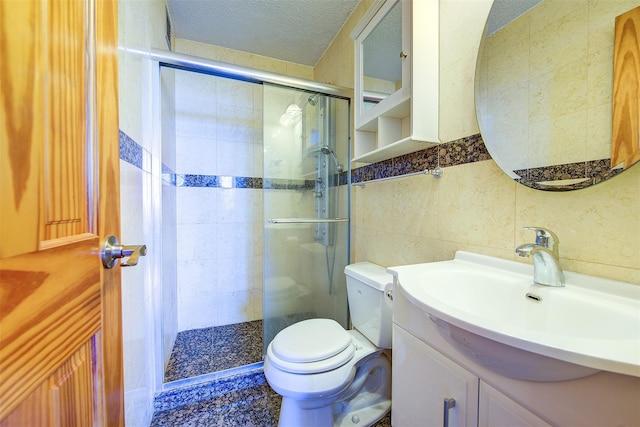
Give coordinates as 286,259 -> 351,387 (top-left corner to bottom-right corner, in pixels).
267,341 -> 354,374
270,319 -> 353,372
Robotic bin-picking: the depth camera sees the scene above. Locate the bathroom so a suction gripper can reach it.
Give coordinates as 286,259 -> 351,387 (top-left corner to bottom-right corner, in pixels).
117,0 -> 640,425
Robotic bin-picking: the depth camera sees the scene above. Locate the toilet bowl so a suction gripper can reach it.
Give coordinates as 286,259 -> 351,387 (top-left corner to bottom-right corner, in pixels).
264,262 -> 393,427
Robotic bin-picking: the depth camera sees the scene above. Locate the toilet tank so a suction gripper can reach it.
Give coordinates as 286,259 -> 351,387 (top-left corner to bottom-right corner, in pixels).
344,262 -> 393,349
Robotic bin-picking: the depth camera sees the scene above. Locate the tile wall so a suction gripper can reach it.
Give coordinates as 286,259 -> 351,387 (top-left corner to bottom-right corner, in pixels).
170,39 -> 317,333
314,0 -> 639,284
116,1 -> 639,425
118,0 -> 169,425
476,0 -> 638,182
173,69 -> 263,331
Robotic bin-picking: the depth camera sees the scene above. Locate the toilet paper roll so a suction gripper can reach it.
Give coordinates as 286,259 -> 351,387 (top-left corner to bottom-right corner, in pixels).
384,282 -> 394,308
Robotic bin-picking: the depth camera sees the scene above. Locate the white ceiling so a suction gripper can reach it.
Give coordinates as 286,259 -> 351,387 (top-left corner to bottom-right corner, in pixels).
166,0 -> 360,67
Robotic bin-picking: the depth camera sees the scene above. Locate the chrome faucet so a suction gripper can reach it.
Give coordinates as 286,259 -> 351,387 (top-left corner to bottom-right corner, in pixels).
515,227 -> 565,287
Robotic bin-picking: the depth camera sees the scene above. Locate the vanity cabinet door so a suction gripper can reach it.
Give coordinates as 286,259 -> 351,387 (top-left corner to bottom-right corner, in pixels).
478,382 -> 551,427
392,325 -> 479,426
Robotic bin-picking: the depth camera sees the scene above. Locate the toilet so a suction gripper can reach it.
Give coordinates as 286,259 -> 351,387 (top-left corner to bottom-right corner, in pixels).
264,262 -> 393,427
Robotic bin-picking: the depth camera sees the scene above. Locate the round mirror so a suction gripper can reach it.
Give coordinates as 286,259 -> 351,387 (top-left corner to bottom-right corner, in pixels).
475,0 -> 640,191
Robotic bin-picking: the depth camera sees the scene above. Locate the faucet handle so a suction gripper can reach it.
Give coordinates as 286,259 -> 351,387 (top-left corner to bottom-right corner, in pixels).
523,227 -> 559,249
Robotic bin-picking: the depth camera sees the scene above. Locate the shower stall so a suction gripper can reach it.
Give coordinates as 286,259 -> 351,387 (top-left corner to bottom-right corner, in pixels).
155,51 -> 351,388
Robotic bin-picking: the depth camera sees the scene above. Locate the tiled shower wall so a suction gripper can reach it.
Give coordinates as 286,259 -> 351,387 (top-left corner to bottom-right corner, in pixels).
174,70 -> 264,331
172,38 -> 318,332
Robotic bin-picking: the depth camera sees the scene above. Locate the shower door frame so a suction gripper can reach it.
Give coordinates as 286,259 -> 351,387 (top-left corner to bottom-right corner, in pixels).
149,49 -> 352,392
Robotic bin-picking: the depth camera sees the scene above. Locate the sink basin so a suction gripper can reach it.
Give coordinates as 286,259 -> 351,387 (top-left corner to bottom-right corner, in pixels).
388,251 -> 640,381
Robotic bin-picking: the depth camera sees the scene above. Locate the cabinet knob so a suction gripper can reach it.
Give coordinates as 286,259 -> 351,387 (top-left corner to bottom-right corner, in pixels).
400,51 -> 408,59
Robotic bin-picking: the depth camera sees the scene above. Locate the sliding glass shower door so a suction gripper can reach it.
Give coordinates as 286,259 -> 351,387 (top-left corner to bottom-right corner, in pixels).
262,84 -> 351,352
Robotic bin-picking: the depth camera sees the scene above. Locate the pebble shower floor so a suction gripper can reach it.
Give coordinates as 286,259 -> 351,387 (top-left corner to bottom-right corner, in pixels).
164,320 -> 263,382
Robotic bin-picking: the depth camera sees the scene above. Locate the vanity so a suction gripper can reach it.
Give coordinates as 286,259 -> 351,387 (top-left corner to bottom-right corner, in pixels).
388,252 -> 640,426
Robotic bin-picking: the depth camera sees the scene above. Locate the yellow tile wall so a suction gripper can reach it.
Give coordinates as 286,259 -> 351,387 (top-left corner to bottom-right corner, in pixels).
481,0 -> 639,169
315,0 -> 640,284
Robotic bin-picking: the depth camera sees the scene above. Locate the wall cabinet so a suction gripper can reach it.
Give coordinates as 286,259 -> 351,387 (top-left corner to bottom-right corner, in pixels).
393,325 -> 551,427
351,0 -> 440,163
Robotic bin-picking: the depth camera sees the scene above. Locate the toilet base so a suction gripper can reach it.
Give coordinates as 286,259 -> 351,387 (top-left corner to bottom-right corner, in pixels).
333,395 -> 391,427
277,398 -> 391,427
276,352 -> 391,427
278,398 -> 333,427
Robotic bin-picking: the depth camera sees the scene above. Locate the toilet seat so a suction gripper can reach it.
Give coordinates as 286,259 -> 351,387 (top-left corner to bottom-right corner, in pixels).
268,319 -> 355,374
265,330 -> 379,399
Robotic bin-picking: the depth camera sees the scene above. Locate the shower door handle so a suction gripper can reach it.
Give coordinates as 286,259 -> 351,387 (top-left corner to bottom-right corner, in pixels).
267,218 -> 349,224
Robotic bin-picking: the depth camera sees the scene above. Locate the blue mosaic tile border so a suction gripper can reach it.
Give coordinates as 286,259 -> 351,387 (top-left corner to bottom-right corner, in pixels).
176,175 -> 279,189
119,130 -> 143,169
263,178 -> 314,190
173,176 -> 317,190
154,370 -> 267,413
162,163 -> 177,186
120,130 -> 176,184
120,131 -> 499,189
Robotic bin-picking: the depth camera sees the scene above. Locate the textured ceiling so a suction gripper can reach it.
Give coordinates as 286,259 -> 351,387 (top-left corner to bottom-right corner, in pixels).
166,0 -> 360,67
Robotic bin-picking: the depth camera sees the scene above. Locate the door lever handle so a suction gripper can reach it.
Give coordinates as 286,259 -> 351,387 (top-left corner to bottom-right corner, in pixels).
101,235 -> 147,269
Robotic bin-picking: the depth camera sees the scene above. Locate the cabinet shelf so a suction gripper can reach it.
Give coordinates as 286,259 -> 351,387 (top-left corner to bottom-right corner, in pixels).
352,136 -> 436,163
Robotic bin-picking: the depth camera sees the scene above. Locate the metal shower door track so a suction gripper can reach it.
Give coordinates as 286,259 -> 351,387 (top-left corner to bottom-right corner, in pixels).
148,48 -> 352,100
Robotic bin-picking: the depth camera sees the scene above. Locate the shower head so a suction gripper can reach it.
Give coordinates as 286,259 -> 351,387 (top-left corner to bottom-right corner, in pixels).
308,94 -> 320,106
319,145 -> 343,172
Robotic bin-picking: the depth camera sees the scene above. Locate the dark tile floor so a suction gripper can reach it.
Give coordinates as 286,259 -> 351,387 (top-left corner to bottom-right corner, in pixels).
151,379 -> 280,426
151,378 -> 391,427
155,320 -> 392,426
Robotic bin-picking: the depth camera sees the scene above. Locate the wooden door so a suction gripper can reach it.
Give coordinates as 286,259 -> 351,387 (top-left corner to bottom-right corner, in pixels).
0,0 -> 123,425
